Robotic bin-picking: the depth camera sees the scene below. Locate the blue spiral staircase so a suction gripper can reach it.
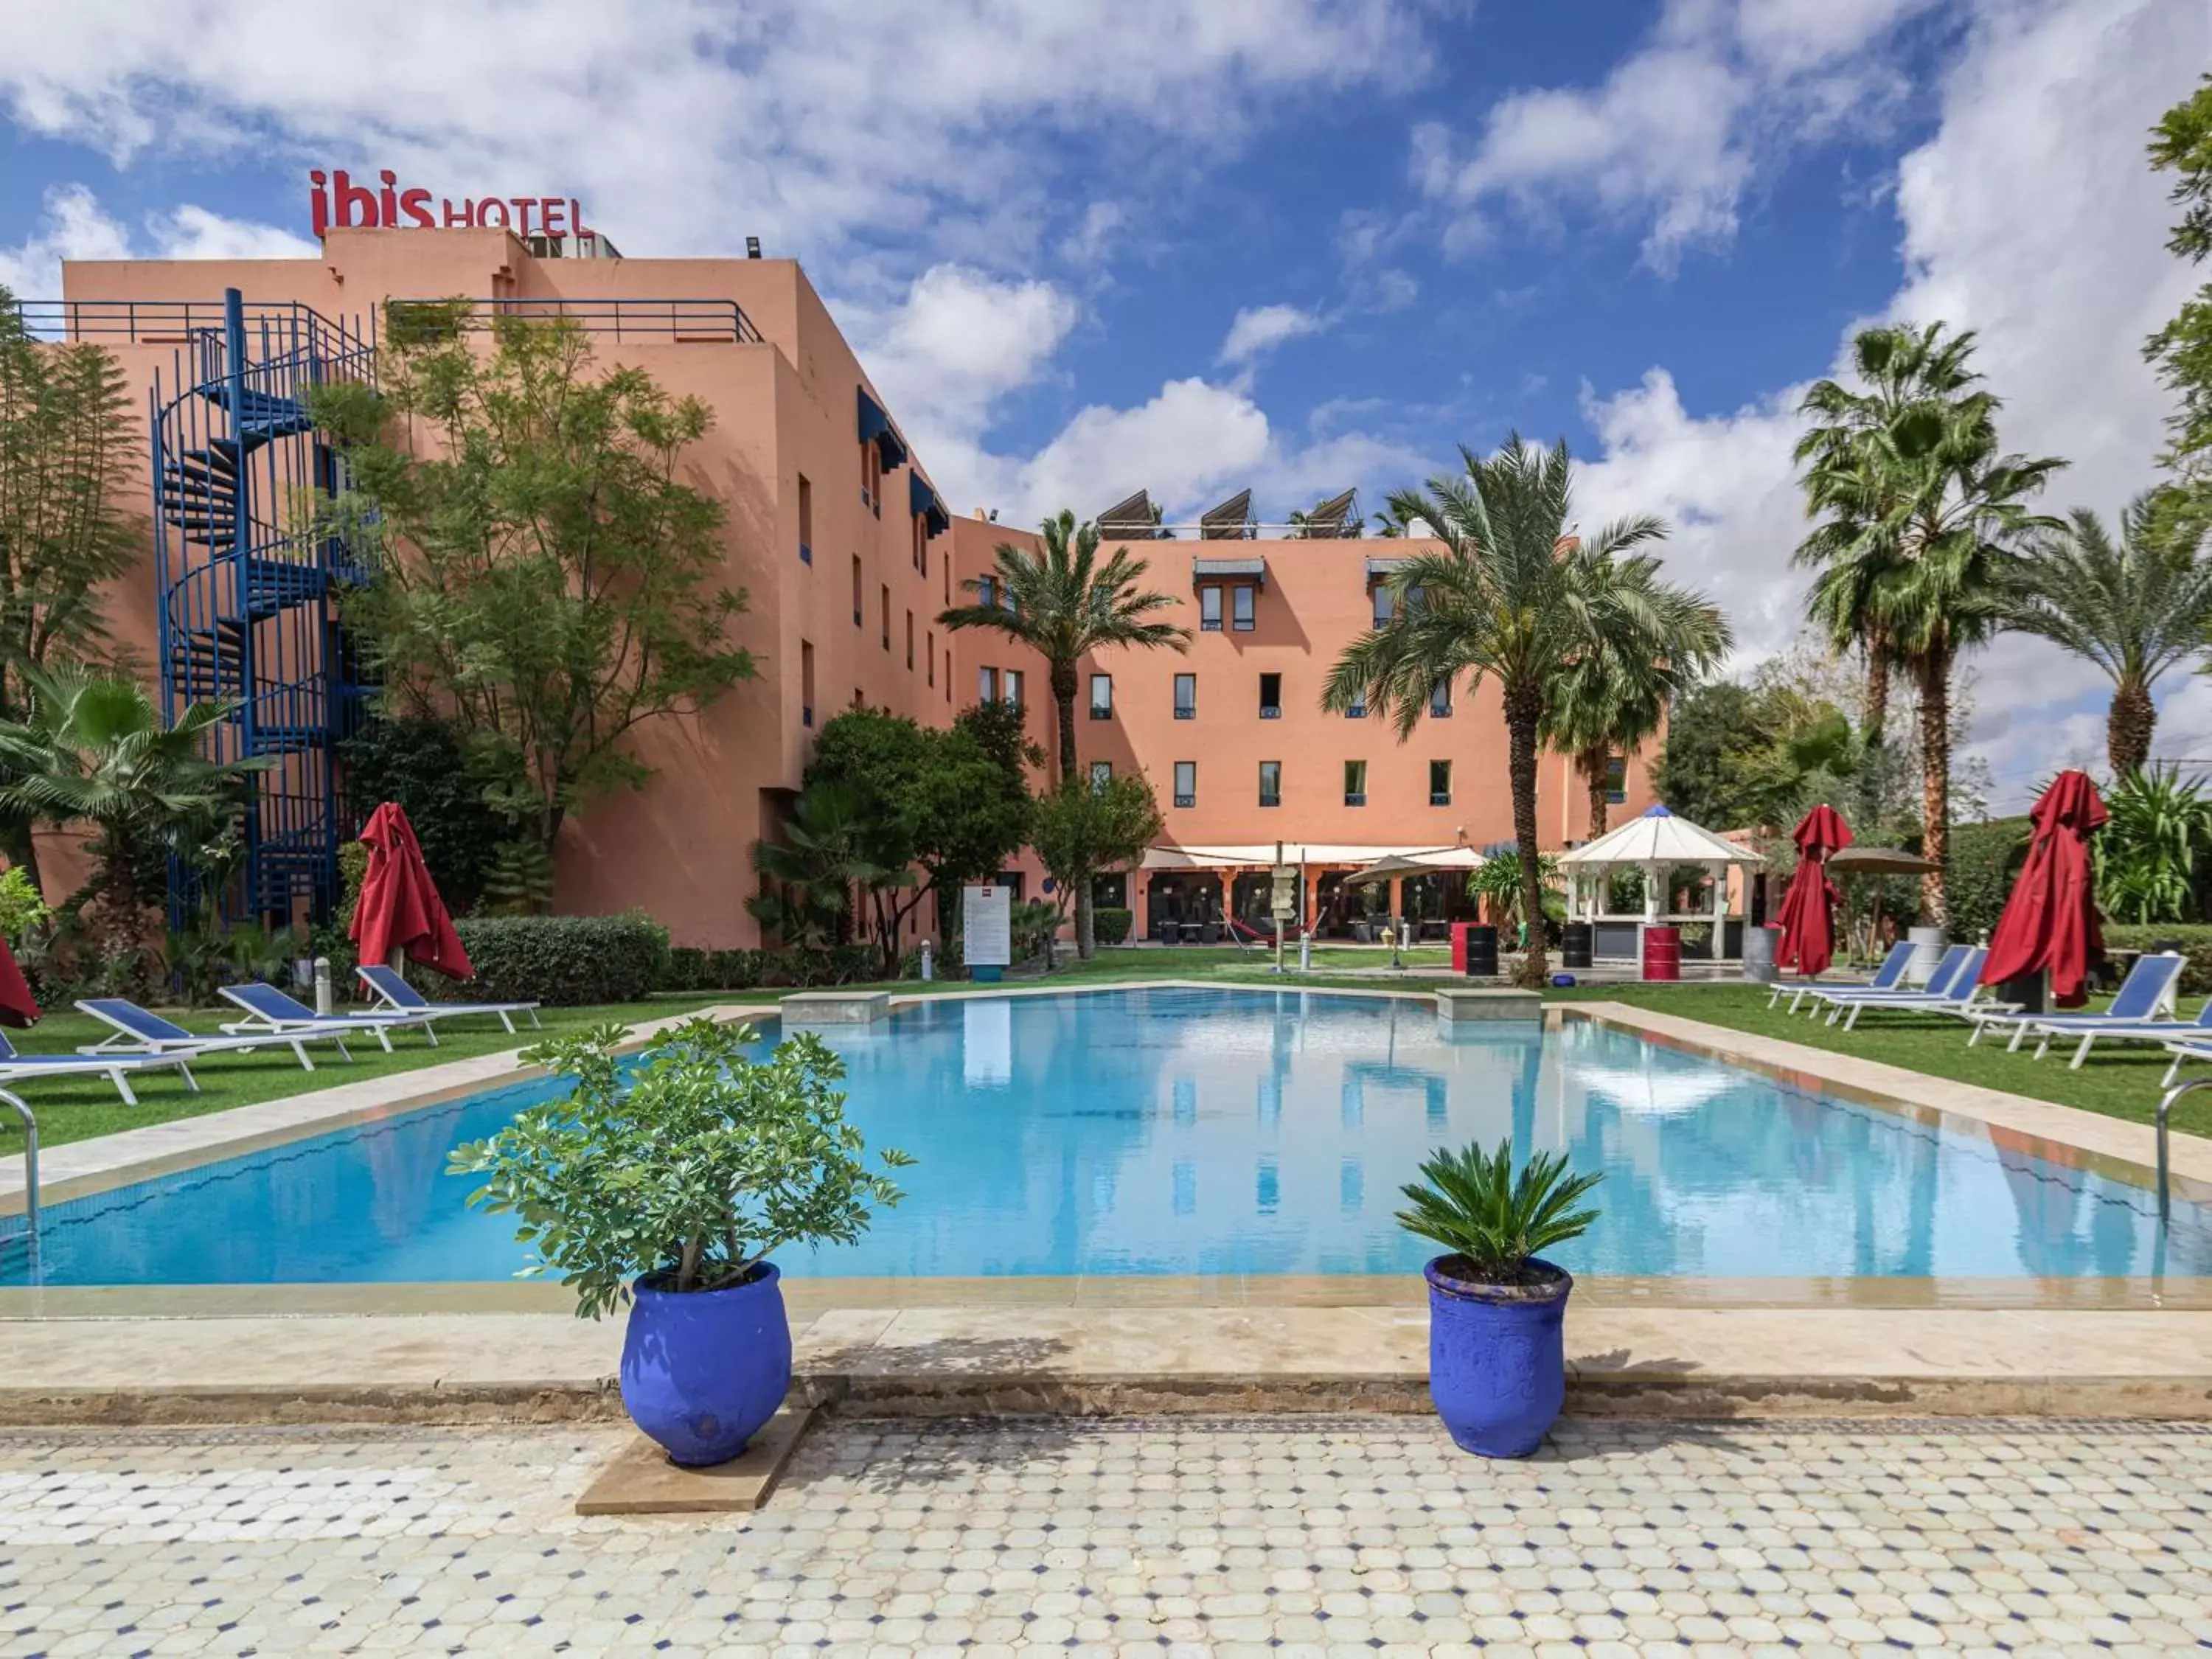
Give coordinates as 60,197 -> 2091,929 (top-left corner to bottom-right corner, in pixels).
152,289 -> 377,923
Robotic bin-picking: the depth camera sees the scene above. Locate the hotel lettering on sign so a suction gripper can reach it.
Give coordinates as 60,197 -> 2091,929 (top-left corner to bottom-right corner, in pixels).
308,170 -> 599,241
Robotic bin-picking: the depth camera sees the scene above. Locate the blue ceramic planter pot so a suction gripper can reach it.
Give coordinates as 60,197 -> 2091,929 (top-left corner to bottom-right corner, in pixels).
620,1262 -> 793,1467
1424,1256 -> 1572,1458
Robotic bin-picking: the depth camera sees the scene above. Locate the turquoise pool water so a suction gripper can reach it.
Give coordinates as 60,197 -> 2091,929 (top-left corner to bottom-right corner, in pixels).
4,987 -> 2206,1285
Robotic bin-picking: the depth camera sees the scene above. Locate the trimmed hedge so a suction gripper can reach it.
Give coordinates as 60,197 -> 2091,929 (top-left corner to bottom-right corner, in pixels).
2102,924 -> 2212,996
658,946 -> 769,992
1094,907 -> 1133,945
452,911 -> 669,1006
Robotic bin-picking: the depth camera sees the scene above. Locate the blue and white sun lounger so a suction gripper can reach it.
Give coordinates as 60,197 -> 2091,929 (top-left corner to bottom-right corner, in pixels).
1769,940 -> 1914,1013
1830,947 -> 1995,1030
77,998 -> 360,1073
356,964 -> 541,1034
0,1027 -> 198,1107
1964,950 -> 2185,1054
1807,944 -> 1972,1021
217,982 -> 439,1051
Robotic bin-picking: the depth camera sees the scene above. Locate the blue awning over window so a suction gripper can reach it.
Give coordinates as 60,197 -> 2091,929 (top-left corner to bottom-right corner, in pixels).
909,470 -> 950,535
857,386 -> 908,468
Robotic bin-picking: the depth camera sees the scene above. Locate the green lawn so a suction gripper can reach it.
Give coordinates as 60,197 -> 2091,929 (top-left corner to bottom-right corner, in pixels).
1544,981 -> 2212,1139
0,996 -> 735,1156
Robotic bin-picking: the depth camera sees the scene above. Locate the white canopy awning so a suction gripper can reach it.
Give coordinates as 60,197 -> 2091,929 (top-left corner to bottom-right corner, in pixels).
1557,805 -> 1762,869
1140,843 -> 1487,871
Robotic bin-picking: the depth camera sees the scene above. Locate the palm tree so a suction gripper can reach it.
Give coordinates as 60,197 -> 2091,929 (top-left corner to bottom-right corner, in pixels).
0,664 -> 262,970
2001,492 -> 2212,777
1871,394 -> 2066,925
745,781 -> 905,956
1324,437 -> 1728,987
938,509 -> 1189,956
1543,558 -> 1731,838
1794,324 -> 1983,761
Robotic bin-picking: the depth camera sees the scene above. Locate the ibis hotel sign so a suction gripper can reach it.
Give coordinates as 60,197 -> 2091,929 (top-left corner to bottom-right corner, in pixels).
309,170 -> 600,240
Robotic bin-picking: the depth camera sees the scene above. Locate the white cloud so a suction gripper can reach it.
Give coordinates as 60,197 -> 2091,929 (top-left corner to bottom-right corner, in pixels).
1217,303 -> 1324,366
1564,0 -> 2210,807
0,1 -> 1426,275
1413,0 -> 1934,270
0,181 -> 313,299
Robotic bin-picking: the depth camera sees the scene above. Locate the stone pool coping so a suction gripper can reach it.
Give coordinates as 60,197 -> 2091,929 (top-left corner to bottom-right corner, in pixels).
3,1304 -> 2209,1425
4,981 -> 2210,1321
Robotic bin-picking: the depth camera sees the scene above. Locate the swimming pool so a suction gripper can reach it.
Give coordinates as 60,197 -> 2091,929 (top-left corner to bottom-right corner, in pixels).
4,987 -> 2208,1286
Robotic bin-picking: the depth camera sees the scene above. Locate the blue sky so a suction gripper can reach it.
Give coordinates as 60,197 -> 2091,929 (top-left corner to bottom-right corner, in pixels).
0,0 -> 2205,808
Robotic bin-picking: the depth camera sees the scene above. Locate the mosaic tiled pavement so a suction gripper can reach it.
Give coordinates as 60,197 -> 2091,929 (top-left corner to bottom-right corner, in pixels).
3,1417 -> 2211,1658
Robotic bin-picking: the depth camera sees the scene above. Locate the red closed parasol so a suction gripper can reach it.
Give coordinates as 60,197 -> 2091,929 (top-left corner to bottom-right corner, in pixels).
349,802 -> 473,981
1979,770 -> 2106,1008
1775,804 -> 1851,978
0,933 -> 38,1028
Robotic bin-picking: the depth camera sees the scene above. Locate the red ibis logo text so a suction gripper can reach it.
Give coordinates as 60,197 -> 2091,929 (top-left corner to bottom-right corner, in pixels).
309,170 -> 599,242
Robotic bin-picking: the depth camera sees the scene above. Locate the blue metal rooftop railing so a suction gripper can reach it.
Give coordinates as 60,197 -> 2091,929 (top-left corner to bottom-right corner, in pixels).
383,296 -> 765,344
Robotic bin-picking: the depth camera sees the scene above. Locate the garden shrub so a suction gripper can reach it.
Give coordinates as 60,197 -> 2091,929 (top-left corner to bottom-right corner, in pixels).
1093,907 -> 1133,945
453,911 -> 669,1005
709,947 -> 763,989
2101,924 -> 2212,996
1947,817 -> 2031,944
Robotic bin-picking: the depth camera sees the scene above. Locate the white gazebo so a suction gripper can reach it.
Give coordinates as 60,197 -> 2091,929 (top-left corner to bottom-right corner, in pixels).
1559,804 -> 1764,961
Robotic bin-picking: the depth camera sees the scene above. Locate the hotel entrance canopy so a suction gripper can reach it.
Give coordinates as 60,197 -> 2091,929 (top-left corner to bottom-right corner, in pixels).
1139,844 -> 1486,869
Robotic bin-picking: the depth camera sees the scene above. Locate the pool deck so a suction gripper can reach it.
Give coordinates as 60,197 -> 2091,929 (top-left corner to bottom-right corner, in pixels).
4,986 -> 2212,1425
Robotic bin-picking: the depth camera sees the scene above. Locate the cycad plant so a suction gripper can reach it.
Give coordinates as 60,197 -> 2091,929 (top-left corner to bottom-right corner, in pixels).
1324,436 -> 1727,986
0,664 -> 263,970
2002,493 -> 2212,778
939,509 -> 1189,956
1396,1139 -> 1604,1284
2093,765 -> 2212,925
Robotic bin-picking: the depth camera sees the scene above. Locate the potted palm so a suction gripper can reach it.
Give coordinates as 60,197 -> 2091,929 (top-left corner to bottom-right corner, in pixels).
450,1017 -> 912,1467
1397,1138 -> 1602,1458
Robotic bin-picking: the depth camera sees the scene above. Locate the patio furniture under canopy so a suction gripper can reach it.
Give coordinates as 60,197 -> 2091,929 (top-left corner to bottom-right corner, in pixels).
1823,845 -> 1939,963
1558,804 -> 1764,961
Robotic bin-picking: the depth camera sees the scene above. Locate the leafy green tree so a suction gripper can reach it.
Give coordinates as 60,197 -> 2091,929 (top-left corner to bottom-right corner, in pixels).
310,307 -> 756,868
1029,774 -> 1164,961
2148,75 -> 2212,507
938,509 -> 1188,956
1323,436 -> 1727,987
802,703 -> 1037,963
2093,765 -> 2212,925
2002,493 -> 2212,777
0,664 -> 265,973
0,286 -> 145,893
1466,848 -> 1562,928
337,711 -> 509,909
1542,560 -> 1731,838
1652,680 -> 1857,834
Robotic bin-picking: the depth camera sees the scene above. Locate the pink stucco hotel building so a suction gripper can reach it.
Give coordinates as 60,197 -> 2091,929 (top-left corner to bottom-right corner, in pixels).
44,218 -> 1658,946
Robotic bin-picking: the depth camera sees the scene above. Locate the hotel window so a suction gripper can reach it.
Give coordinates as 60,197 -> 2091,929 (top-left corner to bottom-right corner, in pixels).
1199,586 -> 1223,632
801,640 -> 815,728
1604,753 -> 1628,804
1004,668 -> 1024,706
1430,759 -> 1452,807
945,649 -> 953,700
1258,672 -> 1281,719
913,514 -> 927,574
1259,760 -> 1281,808
926,629 -> 935,686
1173,761 -> 1197,808
851,556 -> 863,627
1090,672 -> 1113,718
1231,585 -> 1255,632
880,584 -> 891,650
1429,679 -> 1453,718
1090,759 -> 1113,793
1174,672 -> 1196,719
798,474 -> 813,564
1346,691 -> 1368,719
905,610 -> 914,670
1371,584 -> 1394,629
979,666 -> 1000,703
1344,759 -> 1367,807
979,574 -> 998,608
860,437 -> 882,511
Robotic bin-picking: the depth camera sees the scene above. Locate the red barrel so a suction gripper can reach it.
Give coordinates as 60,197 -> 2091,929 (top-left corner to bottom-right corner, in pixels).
1642,925 -> 1681,983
